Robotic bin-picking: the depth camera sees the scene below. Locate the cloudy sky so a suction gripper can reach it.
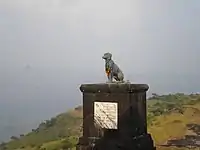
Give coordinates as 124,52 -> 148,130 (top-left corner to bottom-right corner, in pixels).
0,0 -> 200,134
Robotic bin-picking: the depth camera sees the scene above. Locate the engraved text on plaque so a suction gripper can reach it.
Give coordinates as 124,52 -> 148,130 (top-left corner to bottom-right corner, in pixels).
94,102 -> 118,129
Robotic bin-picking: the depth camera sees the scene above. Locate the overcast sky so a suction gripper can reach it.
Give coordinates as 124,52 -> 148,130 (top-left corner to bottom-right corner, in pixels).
0,0 -> 200,119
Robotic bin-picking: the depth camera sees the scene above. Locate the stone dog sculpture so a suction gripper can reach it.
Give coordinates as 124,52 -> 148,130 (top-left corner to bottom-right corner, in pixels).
102,53 -> 124,82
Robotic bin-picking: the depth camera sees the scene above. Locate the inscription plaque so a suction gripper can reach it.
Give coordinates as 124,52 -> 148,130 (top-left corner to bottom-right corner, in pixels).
94,102 -> 118,129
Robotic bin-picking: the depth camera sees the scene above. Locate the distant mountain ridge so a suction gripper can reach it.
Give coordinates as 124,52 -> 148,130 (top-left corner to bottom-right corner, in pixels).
1,94 -> 200,150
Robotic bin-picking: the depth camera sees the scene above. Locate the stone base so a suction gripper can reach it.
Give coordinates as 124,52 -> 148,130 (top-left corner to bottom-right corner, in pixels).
76,133 -> 156,150
77,83 -> 156,150
76,137 -> 88,150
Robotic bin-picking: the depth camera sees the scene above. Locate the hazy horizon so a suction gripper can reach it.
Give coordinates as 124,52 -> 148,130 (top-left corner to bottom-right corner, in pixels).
0,0 -> 200,142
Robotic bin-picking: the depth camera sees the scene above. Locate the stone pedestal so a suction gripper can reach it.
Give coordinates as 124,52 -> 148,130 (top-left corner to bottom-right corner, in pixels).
76,83 -> 156,150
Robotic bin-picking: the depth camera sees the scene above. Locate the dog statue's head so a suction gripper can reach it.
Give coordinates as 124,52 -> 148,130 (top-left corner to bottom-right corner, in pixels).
102,53 -> 112,60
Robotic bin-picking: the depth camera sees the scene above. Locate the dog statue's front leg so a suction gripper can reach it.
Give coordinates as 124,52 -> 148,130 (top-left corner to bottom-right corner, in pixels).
107,72 -> 113,83
106,69 -> 113,83
105,64 -> 113,83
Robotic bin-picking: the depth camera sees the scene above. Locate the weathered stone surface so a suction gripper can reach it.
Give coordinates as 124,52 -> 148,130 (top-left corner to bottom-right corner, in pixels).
80,83 -> 149,93
77,83 -> 156,150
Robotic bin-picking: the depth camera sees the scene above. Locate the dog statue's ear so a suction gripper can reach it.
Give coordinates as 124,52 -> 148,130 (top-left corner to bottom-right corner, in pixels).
108,53 -> 112,58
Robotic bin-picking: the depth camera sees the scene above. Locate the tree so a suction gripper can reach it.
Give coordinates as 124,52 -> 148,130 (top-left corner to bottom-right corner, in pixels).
10,136 -> 19,140
152,93 -> 159,97
0,142 -> 7,150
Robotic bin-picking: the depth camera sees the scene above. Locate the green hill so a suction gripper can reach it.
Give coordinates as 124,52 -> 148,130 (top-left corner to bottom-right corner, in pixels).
0,106 -> 83,150
1,94 -> 200,150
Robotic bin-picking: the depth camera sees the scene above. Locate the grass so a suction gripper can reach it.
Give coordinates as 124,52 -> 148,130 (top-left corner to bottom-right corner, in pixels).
148,94 -> 200,150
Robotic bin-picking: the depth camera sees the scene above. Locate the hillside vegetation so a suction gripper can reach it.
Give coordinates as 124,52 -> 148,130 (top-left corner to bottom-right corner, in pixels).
1,94 -> 200,150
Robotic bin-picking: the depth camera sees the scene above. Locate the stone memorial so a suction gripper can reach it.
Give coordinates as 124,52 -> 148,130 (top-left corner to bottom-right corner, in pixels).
76,53 -> 156,150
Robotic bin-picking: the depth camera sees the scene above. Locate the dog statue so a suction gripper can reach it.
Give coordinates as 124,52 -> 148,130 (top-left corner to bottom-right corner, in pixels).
102,53 -> 124,82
